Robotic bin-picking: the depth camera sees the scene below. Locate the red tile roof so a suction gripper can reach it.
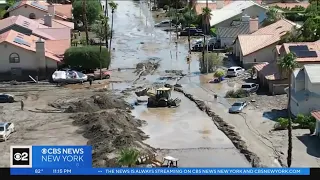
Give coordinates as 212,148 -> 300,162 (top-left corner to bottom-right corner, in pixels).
0,30 -> 68,61
7,0 -> 70,20
238,19 -> 299,56
311,110 -> 320,120
268,2 -> 310,9
280,42 -> 320,63
253,62 -> 282,80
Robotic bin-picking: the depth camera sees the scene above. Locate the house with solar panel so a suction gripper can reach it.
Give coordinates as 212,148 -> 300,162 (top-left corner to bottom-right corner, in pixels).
6,0 -> 72,21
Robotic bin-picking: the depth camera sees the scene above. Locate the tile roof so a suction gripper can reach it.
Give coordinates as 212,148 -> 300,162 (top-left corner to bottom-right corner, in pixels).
36,28 -> 70,40
36,18 -> 74,29
45,39 -> 70,55
281,42 -> 320,63
217,22 -> 249,38
53,4 -> 72,19
7,0 -> 70,20
268,2 -> 310,9
238,19 -> 299,56
0,30 -> 69,61
253,62 -> 282,80
311,110 -> 320,120
0,15 -> 73,40
209,1 -> 266,26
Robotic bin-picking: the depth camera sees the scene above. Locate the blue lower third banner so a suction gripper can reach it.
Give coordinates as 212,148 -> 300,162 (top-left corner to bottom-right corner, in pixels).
10,145 -> 92,168
10,168 -> 310,175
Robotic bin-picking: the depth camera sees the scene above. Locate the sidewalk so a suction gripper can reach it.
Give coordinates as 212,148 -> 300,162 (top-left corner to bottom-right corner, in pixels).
178,76 -> 320,167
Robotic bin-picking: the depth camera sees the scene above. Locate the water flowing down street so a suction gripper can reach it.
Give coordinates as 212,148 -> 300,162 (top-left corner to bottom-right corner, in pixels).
104,0 -> 250,167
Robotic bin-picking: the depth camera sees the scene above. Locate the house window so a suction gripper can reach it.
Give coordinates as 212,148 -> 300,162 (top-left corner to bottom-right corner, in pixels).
254,58 -> 257,62
9,53 -> 20,63
29,13 -> 36,19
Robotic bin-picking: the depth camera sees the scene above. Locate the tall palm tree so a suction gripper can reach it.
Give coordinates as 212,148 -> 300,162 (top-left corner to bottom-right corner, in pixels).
278,52 -> 298,167
202,6 -> 211,35
117,148 -> 140,167
108,1 -> 118,52
82,0 -> 89,45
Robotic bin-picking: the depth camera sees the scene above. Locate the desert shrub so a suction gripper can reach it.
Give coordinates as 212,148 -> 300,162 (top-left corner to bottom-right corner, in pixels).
63,46 -> 110,70
295,114 -> 316,128
225,89 -> 249,98
274,117 -> 289,130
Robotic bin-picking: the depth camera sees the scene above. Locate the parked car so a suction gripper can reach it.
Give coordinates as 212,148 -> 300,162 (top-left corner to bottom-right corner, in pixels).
0,122 -> 15,141
154,20 -> 175,28
192,43 -> 215,52
87,70 -> 111,81
229,101 -> 247,113
180,28 -> 203,36
0,94 -> 14,103
227,66 -> 245,77
241,83 -> 259,93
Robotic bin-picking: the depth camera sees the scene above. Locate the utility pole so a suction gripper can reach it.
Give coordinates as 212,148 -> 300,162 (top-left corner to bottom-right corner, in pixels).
105,0 -> 109,49
206,37 -> 209,74
175,0 -> 178,63
82,0 -> 89,45
188,0 -> 191,53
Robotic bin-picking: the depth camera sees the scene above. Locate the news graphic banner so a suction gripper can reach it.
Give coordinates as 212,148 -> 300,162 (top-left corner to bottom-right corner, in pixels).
10,168 -> 310,175
9,145 -> 310,175
10,146 -> 92,168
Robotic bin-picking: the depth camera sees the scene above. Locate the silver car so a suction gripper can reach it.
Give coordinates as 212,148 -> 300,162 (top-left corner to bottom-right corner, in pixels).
229,101 -> 247,113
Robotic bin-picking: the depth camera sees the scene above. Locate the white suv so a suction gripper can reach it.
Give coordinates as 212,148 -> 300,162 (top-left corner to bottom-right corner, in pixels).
227,66 -> 245,77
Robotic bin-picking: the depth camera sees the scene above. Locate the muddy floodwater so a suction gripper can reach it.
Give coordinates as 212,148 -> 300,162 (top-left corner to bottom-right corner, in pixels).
105,0 -> 250,167
131,92 -> 250,167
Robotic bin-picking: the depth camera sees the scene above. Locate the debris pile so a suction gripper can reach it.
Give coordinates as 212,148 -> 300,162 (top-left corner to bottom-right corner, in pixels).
50,93 -> 154,167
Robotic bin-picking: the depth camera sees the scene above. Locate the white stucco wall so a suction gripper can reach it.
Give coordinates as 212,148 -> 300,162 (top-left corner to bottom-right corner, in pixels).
291,97 -> 320,116
242,44 -> 277,68
0,42 -> 57,73
9,5 -> 64,21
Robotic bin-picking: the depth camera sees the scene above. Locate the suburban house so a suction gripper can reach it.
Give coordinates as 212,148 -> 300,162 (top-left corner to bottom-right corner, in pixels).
0,29 -> 70,81
6,0 -> 72,21
252,40 -> 320,95
288,64 -> 320,117
311,111 -> 320,138
0,15 -> 72,40
234,18 -> 300,68
216,14 -> 259,47
276,41 -> 320,65
209,1 -> 267,28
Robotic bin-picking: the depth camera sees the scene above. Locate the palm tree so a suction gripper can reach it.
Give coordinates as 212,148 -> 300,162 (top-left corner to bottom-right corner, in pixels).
117,148 -> 140,167
202,2 -> 211,35
278,52 -> 298,167
82,0 -> 89,45
108,1 -> 118,52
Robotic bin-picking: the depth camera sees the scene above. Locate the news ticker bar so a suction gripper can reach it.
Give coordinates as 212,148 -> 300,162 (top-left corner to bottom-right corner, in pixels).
9,168 -> 311,175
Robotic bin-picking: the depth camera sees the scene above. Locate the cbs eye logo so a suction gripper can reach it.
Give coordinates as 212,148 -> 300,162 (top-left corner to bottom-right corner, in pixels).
10,146 -> 32,168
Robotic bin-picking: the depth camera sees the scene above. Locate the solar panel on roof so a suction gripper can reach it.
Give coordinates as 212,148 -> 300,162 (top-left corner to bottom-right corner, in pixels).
294,51 -> 318,58
289,45 -> 309,52
13,37 -> 31,47
30,2 -> 48,10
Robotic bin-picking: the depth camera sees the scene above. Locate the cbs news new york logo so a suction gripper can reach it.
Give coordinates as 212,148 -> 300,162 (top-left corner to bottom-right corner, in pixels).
10,146 -> 32,168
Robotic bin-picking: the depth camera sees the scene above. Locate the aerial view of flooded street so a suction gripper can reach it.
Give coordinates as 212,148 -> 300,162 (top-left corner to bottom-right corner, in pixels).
0,0 -> 319,169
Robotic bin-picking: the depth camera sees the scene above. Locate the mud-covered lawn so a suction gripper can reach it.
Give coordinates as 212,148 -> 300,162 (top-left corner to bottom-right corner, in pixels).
0,83 -> 154,167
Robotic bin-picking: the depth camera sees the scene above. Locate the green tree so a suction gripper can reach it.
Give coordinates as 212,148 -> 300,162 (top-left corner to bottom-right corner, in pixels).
72,0 -> 101,25
278,52 -> 298,168
199,53 -> 222,73
63,46 -> 110,70
263,8 -> 282,26
108,1 -> 118,52
91,15 -> 111,43
300,17 -> 320,42
117,148 -> 140,167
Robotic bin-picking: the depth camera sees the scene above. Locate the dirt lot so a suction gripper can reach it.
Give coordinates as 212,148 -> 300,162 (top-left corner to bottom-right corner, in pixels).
0,81 -> 154,167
